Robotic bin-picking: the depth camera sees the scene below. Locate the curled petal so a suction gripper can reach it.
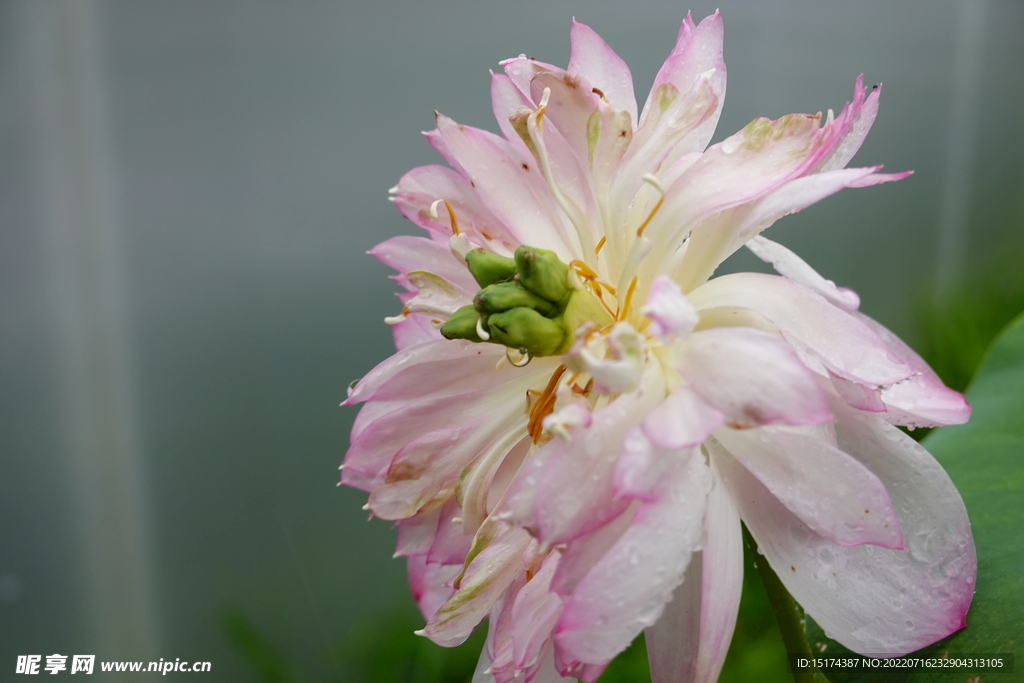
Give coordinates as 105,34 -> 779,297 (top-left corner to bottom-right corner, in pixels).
715,427 -> 904,549
853,312 -> 971,427
678,327 -> 833,428
640,386 -> 724,451
567,322 -> 646,394
641,275 -> 699,340
371,234 -> 481,295
714,411 -> 975,655
689,273 -> 914,386
746,235 -> 860,311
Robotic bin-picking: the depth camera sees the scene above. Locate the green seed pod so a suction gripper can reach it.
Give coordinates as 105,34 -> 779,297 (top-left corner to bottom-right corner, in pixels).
474,282 -> 556,317
487,307 -> 566,357
440,304 -> 487,342
514,246 -> 569,302
465,249 -> 518,287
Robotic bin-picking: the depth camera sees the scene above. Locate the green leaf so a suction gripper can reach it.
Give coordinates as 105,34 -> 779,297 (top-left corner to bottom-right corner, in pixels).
803,310 -> 1024,682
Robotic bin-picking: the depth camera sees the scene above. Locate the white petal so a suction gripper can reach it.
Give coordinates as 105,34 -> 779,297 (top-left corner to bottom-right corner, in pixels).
745,235 -> 860,311
645,463 -> 742,683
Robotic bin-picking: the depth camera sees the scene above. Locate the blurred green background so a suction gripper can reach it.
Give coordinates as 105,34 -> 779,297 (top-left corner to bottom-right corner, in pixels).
1,0 -> 1022,681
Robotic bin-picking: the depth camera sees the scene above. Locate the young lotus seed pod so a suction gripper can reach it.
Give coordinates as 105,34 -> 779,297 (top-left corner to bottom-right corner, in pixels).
439,304 -> 487,342
514,246 -> 569,302
465,249 -> 517,288
486,307 -> 566,357
474,282 -> 556,317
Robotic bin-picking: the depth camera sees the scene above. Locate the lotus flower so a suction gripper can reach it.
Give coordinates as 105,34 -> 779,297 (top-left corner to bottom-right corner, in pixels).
341,11 -> 975,683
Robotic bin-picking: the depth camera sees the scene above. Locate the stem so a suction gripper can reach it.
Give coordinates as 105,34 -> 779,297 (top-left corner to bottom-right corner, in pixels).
743,526 -> 831,683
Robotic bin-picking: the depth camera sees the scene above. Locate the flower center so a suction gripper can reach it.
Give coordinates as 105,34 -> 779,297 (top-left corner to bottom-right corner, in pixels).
441,245 -> 613,359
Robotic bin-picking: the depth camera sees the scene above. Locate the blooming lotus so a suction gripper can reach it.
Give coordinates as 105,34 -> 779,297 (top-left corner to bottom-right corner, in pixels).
341,11 -> 975,683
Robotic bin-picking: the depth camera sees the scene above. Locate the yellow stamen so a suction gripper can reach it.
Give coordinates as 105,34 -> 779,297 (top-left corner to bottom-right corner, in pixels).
595,236 -> 607,255
618,276 -> 639,321
527,365 -> 566,443
444,199 -> 460,235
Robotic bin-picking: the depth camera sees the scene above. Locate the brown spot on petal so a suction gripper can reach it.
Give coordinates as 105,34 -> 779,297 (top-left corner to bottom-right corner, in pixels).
386,460 -> 425,483
592,87 -> 605,98
522,163 -> 530,171
790,566 -> 796,572
563,73 -> 582,89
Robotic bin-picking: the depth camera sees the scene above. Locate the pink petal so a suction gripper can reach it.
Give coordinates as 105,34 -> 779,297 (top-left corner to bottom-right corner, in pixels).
423,525 -> 532,647
346,366 -> 547,500
639,387 -> 724,452
433,113 -> 577,258
491,72 -> 535,155
512,553 -> 564,671
688,273 -> 914,386
554,448 -> 712,665
390,164 -> 516,250
746,235 -> 860,311
428,497 -> 474,565
812,75 -> 882,174
641,275 -> 699,340
679,327 -> 833,428
638,12 -> 725,154
614,428 -> 706,502
370,419 -> 526,521
853,312 -> 971,427
715,427 -> 904,549
391,313 -> 443,349
567,20 -> 637,123
344,340 -> 507,405
408,554 -> 461,621
672,166 -> 908,292
645,463 -> 742,683
550,502 -> 636,596
394,506 -> 443,558
501,364 -> 665,546
829,370 -> 888,413
370,234 -> 479,294
714,409 -> 975,655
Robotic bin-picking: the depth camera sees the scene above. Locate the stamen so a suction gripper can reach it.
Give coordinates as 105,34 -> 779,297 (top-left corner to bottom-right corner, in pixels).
635,174 -> 666,238
475,317 -> 490,341
595,236 -> 607,255
618,276 -> 639,321
444,199 -> 460,235
527,365 -> 566,443
429,198 -> 461,235
384,306 -> 410,325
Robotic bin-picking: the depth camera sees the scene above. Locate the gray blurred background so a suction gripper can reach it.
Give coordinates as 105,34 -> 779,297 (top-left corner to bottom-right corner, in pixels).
1,0 -> 1021,680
